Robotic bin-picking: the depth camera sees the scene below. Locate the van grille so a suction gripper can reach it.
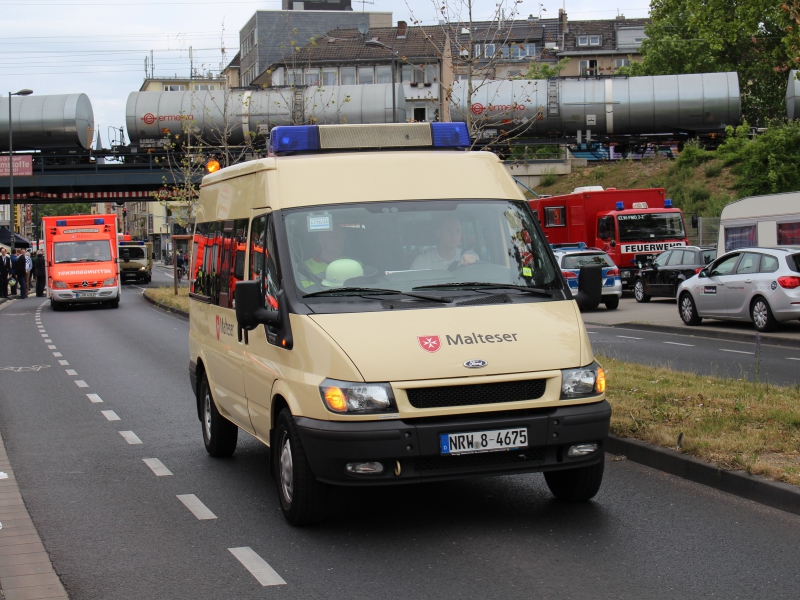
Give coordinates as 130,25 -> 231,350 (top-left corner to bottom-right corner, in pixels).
406,379 -> 547,409
70,281 -> 102,288
413,447 -> 546,471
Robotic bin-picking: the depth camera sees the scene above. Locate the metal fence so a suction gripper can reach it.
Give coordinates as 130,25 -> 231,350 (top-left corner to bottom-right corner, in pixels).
687,217 -> 720,247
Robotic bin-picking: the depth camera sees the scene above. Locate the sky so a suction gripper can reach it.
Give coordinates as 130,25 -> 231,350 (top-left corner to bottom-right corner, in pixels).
1,0 -> 652,145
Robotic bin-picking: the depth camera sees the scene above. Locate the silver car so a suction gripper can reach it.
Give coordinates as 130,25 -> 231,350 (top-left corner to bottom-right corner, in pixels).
676,246 -> 800,332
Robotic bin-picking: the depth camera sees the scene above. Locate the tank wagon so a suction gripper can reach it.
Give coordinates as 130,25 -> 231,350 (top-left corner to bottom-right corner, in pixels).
0,94 -> 94,151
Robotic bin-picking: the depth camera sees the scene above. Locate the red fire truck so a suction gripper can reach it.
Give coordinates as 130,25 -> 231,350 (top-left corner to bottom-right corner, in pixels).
528,187 -> 689,290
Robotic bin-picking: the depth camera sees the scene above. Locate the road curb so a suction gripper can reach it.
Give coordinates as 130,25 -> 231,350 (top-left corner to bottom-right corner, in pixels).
586,320 -> 800,349
141,291 -> 189,319
606,434 -> 800,516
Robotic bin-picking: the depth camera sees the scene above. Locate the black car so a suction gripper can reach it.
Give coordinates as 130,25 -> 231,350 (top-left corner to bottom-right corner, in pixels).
634,246 -> 716,302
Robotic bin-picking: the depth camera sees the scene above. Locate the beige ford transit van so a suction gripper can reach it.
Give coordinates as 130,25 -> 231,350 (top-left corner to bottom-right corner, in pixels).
188,123 -> 610,525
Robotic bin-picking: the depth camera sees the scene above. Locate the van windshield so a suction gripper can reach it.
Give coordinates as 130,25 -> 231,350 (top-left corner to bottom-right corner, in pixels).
617,212 -> 685,241
54,241 -> 112,263
283,200 -> 561,297
120,247 -> 146,260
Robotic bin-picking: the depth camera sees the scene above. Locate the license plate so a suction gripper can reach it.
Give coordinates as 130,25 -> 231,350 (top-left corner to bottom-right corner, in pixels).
440,428 -> 528,455
76,292 -> 96,298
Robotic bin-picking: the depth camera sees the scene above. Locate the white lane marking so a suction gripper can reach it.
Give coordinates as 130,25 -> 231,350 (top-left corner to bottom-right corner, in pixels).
44,339 -> 52,343
663,341 -> 695,347
587,331 -> 597,334
101,410 -> 121,421
47,345 -> 57,350
228,547 -> 287,586
74,380 -> 89,388
787,357 -> 800,361
119,431 -> 142,444
40,333 -> 48,337
86,393 -> 103,403
720,349 -> 752,355
58,360 -> 69,366
52,352 -> 62,357
65,369 -> 77,376
177,494 -> 217,520
142,458 -> 173,477
616,335 -> 643,340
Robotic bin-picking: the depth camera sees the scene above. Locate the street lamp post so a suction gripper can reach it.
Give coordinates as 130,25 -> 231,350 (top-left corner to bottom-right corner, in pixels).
364,39 -> 398,123
7,89 -> 33,255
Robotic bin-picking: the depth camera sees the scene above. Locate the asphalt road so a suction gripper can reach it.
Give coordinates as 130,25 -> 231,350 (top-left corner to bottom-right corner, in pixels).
587,324 -> 800,386
0,290 -> 799,599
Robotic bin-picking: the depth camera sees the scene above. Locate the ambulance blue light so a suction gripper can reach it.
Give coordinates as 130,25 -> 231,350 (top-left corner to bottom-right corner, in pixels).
431,123 -> 470,148
664,198 -> 673,208
615,201 -> 624,210
56,220 -> 67,226
270,126 -> 319,153
94,218 -> 105,225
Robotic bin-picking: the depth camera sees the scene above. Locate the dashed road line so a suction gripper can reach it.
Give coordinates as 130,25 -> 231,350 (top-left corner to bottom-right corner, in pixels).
787,357 -> 800,361
65,369 -> 77,375
616,335 -> 643,340
86,394 -> 103,403
74,380 -> 89,388
177,494 -> 217,520
142,458 -> 173,476
720,349 -> 752,355
44,338 -> 52,343
40,333 -> 48,337
52,352 -> 62,357
58,360 -> 69,366
228,547 -> 287,586
47,345 -> 57,350
663,341 -> 695,347
101,410 -> 120,421
119,431 -> 142,444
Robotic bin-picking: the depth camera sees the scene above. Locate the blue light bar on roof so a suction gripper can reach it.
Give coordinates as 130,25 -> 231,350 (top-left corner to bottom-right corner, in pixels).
664,198 -> 673,208
56,219 -> 67,226
430,123 -> 470,148
94,218 -> 105,225
270,126 -> 320,153
615,201 -> 624,210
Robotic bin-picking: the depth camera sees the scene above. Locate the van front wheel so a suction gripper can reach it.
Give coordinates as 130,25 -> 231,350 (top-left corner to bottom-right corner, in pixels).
544,459 -> 604,502
274,409 -> 328,526
200,374 -> 238,457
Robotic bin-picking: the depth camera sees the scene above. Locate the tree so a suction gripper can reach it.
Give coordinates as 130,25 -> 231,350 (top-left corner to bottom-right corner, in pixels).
623,0 -> 795,125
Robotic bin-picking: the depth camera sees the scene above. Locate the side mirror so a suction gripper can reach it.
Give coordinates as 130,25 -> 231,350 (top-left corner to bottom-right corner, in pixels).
691,214 -> 698,229
122,251 -> 130,263
698,269 -> 708,278
610,240 -> 616,248
235,280 -> 280,331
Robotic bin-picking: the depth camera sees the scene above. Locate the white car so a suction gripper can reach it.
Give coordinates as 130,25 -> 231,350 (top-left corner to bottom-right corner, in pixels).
676,246 -> 800,332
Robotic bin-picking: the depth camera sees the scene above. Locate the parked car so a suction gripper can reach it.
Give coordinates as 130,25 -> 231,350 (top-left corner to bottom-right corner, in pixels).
553,246 -> 622,309
676,246 -> 800,332
634,246 -> 716,302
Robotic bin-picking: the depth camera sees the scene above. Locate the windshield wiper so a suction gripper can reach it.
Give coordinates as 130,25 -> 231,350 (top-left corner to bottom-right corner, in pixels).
413,282 -> 554,298
303,287 -> 453,303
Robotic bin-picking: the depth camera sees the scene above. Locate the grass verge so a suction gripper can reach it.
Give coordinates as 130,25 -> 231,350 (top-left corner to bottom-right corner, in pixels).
600,354 -> 800,486
144,286 -> 189,313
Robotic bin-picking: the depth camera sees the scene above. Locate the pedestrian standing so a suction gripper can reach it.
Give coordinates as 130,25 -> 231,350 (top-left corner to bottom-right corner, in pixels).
14,248 -> 27,299
0,248 -> 10,298
9,250 -> 18,295
35,251 -> 46,297
25,250 -> 33,291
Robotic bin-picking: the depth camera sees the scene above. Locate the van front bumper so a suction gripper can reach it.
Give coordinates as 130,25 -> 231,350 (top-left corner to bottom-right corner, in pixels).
294,400 -> 611,485
51,286 -> 119,303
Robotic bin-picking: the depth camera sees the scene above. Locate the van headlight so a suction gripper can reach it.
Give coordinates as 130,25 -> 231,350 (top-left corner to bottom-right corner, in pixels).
103,277 -> 116,286
320,379 -> 397,414
52,281 -> 68,289
561,362 -> 605,398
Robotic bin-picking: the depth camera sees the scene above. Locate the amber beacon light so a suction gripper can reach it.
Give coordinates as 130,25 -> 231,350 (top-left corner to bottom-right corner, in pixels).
206,159 -> 221,173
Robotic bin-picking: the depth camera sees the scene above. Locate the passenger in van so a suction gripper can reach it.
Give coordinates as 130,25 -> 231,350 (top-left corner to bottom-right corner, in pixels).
411,214 -> 479,270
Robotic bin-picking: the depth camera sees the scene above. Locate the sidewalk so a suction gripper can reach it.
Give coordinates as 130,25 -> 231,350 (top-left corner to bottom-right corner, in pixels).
584,296 -> 800,347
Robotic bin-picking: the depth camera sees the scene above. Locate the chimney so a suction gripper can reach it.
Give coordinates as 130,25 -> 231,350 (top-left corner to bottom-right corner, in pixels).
397,20 -> 407,39
559,8 -> 568,34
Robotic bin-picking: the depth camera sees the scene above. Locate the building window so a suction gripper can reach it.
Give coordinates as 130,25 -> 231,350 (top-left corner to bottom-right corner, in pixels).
484,43 -> 495,58
577,36 -> 589,46
193,84 -> 216,91
525,43 -> 537,57
578,35 -> 601,47
615,58 -> 630,69
164,85 -> 186,91
376,65 -> 392,84
321,69 -> 337,86
340,67 -> 356,85
474,44 -> 481,58
590,35 -> 601,45
634,37 -> 645,43
579,60 -> 598,76
544,207 -> 566,227
241,29 -> 256,57
304,69 -> 320,86
358,66 -> 375,85
241,66 -> 254,87
423,64 -> 439,83
287,69 -> 302,86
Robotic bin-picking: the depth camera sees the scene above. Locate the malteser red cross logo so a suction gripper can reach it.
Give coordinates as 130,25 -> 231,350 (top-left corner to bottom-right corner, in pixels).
417,335 -> 441,353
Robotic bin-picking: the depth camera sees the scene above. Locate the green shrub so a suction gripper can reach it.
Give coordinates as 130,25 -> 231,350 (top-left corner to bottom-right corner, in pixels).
704,162 -> 723,178
676,139 -> 713,169
539,168 -> 558,187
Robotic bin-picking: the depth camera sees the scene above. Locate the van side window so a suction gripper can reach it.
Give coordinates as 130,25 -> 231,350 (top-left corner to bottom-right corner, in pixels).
191,222 -> 212,299
217,218 -> 249,309
249,214 -> 283,345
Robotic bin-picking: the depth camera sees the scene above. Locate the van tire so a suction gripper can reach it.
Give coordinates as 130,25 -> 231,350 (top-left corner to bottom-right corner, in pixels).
109,298 -> 120,309
200,374 -> 238,457
50,299 -> 62,311
274,409 -> 328,526
544,459 -> 604,502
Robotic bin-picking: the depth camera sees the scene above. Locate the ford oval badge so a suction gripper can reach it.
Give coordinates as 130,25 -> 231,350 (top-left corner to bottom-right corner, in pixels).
464,359 -> 488,369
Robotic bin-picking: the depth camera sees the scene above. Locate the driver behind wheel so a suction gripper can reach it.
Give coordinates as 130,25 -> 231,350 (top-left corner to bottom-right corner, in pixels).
302,225 -> 351,287
411,214 -> 478,270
